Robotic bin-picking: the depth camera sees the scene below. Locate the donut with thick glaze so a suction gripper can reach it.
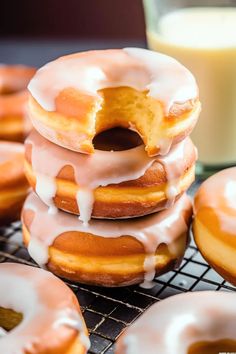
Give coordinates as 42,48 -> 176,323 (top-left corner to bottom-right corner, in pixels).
24,129 -> 197,224
0,262 -> 89,353
28,48 -> 200,156
116,291 -> 236,354
22,192 -> 192,287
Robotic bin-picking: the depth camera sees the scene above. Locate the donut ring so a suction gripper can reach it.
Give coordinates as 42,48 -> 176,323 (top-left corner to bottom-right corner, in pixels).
28,48 -> 200,156
0,141 -> 29,225
193,167 -> 236,285
116,291 -> 236,354
0,263 -> 89,353
24,129 -> 197,224
22,192 -> 192,287
0,65 -> 36,142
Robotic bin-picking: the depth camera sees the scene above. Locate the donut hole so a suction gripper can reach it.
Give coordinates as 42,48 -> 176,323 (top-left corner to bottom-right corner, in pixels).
188,339 -> 236,354
93,127 -> 142,151
0,307 -> 23,333
95,87 -> 164,153
54,86 -> 168,154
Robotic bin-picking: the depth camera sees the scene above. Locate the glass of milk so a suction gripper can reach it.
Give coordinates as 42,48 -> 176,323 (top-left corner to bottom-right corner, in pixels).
143,0 -> 236,176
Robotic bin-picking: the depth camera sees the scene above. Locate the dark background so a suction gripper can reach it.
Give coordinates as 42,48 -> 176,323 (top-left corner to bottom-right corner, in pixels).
0,0 -> 146,40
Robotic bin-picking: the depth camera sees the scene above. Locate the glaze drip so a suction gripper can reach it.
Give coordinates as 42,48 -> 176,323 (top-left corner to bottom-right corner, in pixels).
23,192 -> 192,286
26,130 -> 196,224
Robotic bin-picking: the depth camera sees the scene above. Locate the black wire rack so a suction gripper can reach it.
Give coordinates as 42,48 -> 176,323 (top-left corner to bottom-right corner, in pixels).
0,181 -> 235,354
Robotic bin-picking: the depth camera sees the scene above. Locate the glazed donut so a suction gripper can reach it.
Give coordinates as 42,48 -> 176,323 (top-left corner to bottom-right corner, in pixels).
28,48 -> 201,156
21,192 -> 192,287
0,263 -> 89,353
116,291 -> 236,354
0,141 -> 29,225
193,167 -> 236,285
24,129 -> 197,224
0,65 -> 36,142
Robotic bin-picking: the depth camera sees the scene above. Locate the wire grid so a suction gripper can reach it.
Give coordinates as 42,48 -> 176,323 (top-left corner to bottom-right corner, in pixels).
0,182 -> 235,354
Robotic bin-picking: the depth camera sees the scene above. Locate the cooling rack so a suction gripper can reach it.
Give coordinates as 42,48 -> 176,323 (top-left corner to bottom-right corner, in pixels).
0,181 -> 235,354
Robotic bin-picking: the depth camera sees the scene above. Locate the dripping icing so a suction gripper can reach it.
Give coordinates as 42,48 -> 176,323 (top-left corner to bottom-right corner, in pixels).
26,130 -> 196,224
23,192 -> 192,286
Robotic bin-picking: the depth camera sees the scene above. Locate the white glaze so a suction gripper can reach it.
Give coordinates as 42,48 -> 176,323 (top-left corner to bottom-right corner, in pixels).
23,192 -> 192,286
76,189 -> 95,226
53,309 -> 90,350
26,130 -> 196,224
141,255 -> 156,289
35,174 -> 58,215
0,328 -> 6,337
0,263 -> 89,353
194,167 -> 236,235
28,48 -> 198,114
116,291 -> 236,354
124,48 -> 197,113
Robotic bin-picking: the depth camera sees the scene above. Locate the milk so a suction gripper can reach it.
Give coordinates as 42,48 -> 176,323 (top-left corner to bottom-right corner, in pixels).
147,7 -> 236,165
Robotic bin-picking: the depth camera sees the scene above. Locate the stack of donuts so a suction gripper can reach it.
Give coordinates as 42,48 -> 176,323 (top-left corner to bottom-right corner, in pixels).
22,48 -> 201,287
